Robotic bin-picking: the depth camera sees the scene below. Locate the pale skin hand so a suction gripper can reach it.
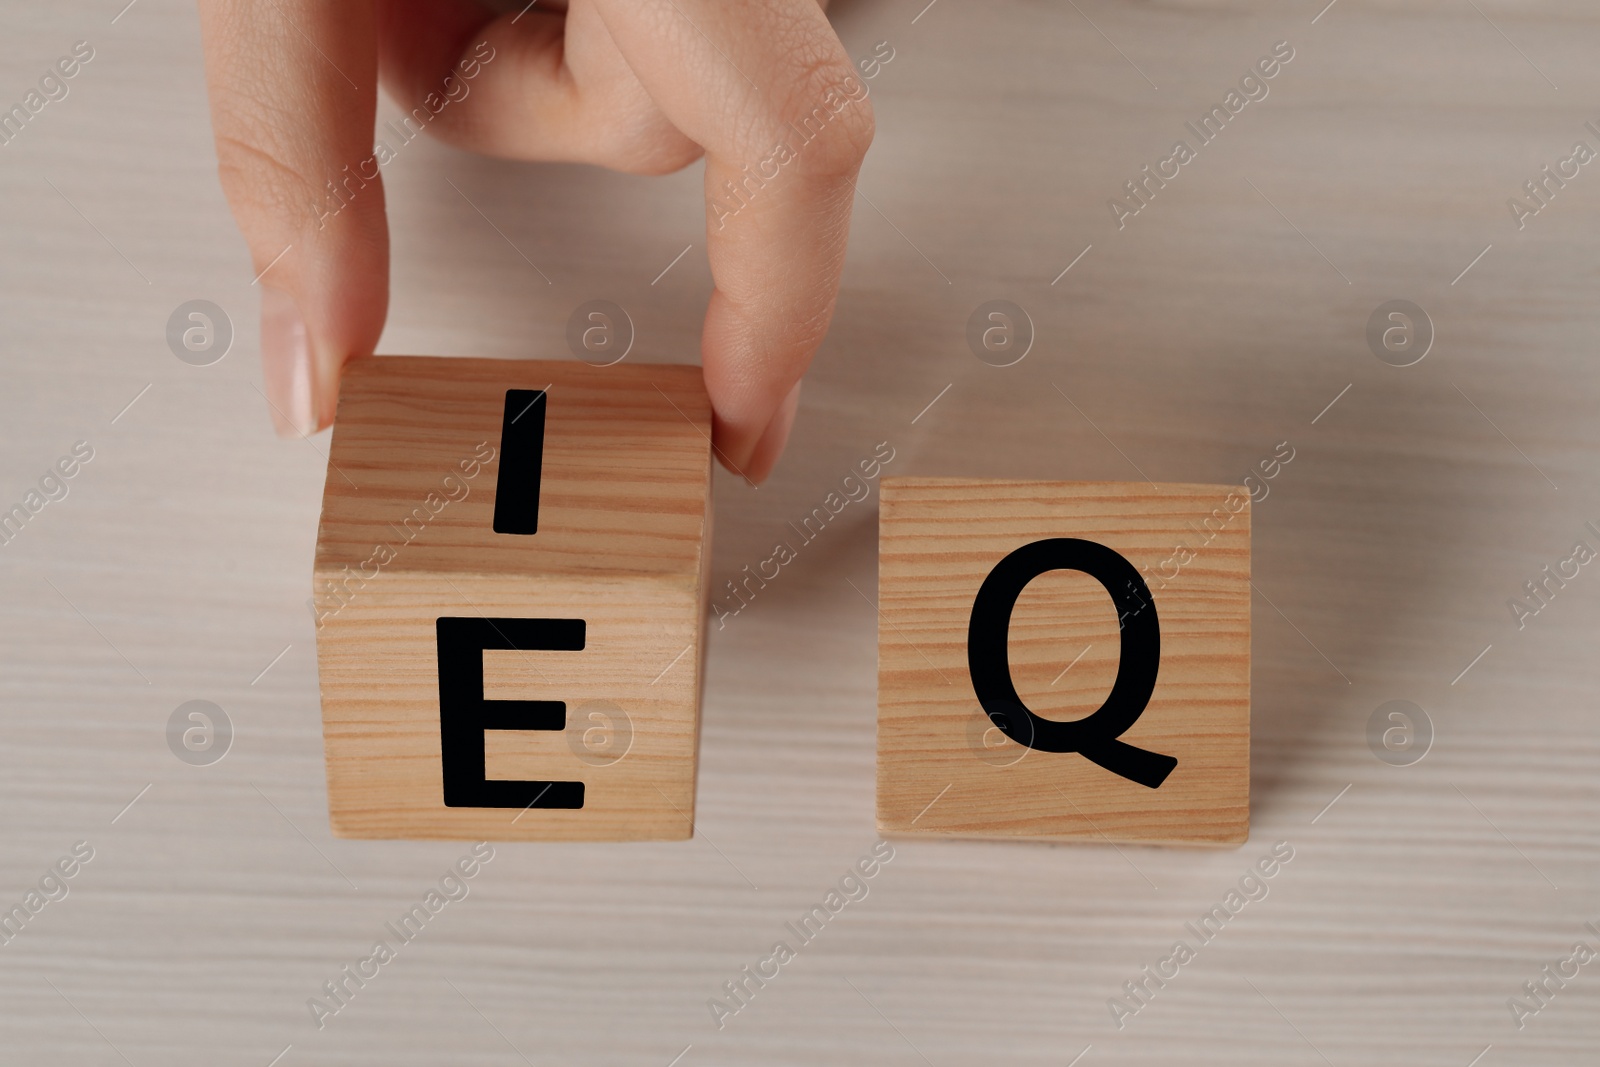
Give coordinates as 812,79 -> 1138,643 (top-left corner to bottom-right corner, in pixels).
196,0 -> 873,483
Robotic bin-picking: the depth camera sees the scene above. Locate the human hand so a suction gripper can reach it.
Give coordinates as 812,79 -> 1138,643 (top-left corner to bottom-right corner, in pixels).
196,0 -> 874,483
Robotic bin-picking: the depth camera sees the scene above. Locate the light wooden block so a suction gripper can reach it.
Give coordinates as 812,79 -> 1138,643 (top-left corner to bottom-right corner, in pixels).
312,356 -> 713,841
876,479 -> 1250,846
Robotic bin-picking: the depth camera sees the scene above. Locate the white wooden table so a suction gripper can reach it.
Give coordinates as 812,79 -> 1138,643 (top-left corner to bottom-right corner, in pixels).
1,1 -> 1597,1063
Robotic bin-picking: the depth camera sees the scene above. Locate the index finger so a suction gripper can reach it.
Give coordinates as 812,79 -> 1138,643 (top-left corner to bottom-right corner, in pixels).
592,0 -> 874,483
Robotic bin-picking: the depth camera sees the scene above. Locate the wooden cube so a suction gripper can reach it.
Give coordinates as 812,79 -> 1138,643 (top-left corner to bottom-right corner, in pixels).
312,357 -> 713,841
876,479 -> 1250,847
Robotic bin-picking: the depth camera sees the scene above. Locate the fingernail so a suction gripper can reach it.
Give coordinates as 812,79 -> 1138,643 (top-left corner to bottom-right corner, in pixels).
260,286 -> 317,438
744,380 -> 803,485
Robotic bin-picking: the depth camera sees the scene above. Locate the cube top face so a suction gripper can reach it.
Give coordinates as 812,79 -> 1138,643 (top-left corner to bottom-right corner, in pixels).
876,479 -> 1250,847
316,356 -> 712,589
313,357 -> 712,842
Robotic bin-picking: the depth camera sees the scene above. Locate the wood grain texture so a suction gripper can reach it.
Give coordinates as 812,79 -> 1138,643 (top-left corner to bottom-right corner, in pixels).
877,479 -> 1250,845
314,357 -> 713,840
3,2 -> 1600,1064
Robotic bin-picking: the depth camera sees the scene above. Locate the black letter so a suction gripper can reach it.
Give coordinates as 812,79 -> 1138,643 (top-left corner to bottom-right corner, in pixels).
436,617 -> 586,808
493,389 -> 545,534
967,538 -> 1176,788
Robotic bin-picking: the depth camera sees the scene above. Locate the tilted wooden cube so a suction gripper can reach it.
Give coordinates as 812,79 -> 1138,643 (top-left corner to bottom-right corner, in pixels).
312,357 -> 713,840
876,479 -> 1250,847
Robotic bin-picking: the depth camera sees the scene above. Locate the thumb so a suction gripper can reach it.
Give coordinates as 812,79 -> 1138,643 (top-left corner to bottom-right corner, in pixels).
198,0 -> 387,437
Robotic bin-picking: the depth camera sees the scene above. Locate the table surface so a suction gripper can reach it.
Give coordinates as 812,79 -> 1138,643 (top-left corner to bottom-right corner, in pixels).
3,1 -> 1598,1064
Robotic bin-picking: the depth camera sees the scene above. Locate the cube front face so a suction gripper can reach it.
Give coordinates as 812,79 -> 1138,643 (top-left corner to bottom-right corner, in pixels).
876,480 -> 1250,847
313,357 -> 713,841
